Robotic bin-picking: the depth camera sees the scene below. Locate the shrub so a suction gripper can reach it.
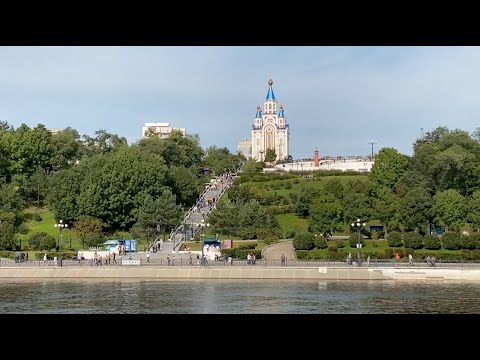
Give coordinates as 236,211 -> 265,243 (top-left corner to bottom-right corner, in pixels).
284,230 -> 296,239
17,224 -> 29,235
469,233 -> 480,250
423,235 -> 441,250
387,231 -> 403,247
349,233 -> 365,248
238,242 -> 257,250
284,181 -> 292,189
336,240 -> 345,248
442,232 -> 462,250
403,232 -> 424,249
384,248 -> 394,259
314,236 -> 328,249
256,227 -> 281,241
371,230 -> 379,241
221,249 -> 236,258
328,245 -> 338,253
293,232 -> 315,250
462,234 -> 479,250
28,232 -> 56,251
237,227 -> 256,240
295,250 -> 309,260
263,237 -> 278,245
33,214 -> 42,222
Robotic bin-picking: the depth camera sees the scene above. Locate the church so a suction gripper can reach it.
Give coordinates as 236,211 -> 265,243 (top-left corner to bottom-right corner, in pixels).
247,79 -> 290,161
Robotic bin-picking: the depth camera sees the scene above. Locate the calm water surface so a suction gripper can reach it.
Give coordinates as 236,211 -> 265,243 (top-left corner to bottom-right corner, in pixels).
0,279 -> 479,313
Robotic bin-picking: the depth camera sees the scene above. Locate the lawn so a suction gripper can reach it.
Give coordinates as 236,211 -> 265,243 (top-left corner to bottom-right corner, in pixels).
18,207 -> 145,251
242,175 -> 368,196
276,213 -> 309,235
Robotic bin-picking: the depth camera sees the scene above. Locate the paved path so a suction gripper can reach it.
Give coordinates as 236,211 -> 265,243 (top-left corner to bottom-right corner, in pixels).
262,241 -> 295,263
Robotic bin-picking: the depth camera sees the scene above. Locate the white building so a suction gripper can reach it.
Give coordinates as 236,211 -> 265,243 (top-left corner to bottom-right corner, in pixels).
141,122 -> 186,139
237,138 -> 252,159
251,79 -> 290,161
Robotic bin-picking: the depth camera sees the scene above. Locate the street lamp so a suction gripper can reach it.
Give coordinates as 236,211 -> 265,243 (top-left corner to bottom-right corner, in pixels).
200,219 -> 210,265
351,218 -> 366,267
54,220 -> 68,266
259,149 -> 264,162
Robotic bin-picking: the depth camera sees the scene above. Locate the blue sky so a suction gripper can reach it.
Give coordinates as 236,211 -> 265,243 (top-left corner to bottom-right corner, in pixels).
1,46 -> 479,158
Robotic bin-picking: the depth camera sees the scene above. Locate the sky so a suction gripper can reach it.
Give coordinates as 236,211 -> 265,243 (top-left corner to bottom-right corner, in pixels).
1,46 -> 479,158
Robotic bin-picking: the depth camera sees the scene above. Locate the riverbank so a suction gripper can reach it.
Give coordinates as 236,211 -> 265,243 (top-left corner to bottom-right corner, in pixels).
1,266 -> 480,281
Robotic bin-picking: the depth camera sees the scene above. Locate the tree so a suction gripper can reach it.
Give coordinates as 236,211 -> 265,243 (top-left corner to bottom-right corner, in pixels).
293,232 -> 315,250
81,129 -> 128,156
242,159 -> 263,173
369,147 -> 409,193
74,216 -> 104,249
137,190 -> 183,239
433,189 -> 467,232
77,146 -> 169,231
168,166 -> 200,206
323,177 -> 344,200
264,148 -> 277,163
0,218 -> 16,250
468,191 -> 480,231
50,127 -> 82,170
342,193 -> 371,225
399,186 -> 434,232
308,194 -> 343,234
203,146 -> 243,175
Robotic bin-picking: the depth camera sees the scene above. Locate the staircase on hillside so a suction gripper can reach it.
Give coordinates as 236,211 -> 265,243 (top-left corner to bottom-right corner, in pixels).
154,172 -> 236,253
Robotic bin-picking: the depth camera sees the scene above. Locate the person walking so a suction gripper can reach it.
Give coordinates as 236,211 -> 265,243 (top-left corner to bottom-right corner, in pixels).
146,251 -> 150,263
408,253 -> 413,266
281,254 -> 286,267
43,253 -> 47,265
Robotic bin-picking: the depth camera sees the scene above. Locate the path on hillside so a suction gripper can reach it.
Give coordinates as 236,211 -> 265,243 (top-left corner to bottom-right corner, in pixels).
262,241 -> 295,263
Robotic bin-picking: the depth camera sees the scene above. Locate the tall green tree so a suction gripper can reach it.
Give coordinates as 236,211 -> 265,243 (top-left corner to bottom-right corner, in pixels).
77,146 -> 169,231
308,194 -> 343,233
264,148 -> 277,163
369,147 -> 409,194
399,186 -> 434,232
433,189 -> 467,232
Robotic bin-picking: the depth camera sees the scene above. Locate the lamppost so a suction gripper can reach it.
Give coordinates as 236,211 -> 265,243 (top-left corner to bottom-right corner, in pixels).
200,219 -> 210,266
259,149 -> 264,162
351,218 -> 366,267
54,219 -> 68,266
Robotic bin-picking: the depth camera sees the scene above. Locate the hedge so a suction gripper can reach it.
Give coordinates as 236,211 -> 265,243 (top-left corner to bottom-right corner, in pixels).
387,231 -> 403,247
423,235 -> 442,250
442,232 -> 462,250
403,232 -> 424,249
293,232 -> 315,250
234,249 -> 262,260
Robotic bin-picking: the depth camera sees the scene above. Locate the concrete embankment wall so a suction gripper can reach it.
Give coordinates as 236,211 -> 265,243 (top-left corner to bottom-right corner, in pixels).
1,266 -> 480,281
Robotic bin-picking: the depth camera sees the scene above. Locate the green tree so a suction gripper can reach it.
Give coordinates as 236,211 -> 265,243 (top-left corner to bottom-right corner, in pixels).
74,216 -> 104,249
323,177 -> 344,200
308,194 -> 343,234
264,148 -> 277,163
0,217 -> 16,250
77,146 -> 169,231
468,191 -> 480,231
369,148 -> 409,193
242,159 -> 263,173
399,186 -> 433,232
433,189 -> 467,232
168,166 -> 200,206
293,232 -> 315,250
203,146 -> 243,175
137,190 -> 183,238
50,127 -> 82,170
342,193 -> 371,225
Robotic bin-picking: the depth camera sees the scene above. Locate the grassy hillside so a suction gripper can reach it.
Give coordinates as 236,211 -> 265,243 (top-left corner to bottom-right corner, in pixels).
242,175 -> 368,196
19,207 -> 139,250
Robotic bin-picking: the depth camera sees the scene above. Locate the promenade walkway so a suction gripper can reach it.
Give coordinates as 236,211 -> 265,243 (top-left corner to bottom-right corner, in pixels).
262,241 -> 294,263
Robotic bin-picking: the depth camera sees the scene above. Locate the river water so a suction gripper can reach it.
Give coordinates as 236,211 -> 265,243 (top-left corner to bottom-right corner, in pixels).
0,279 -> 479,313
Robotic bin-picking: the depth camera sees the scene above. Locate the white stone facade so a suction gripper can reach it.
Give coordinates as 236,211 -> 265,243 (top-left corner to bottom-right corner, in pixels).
141,122 -> 186,139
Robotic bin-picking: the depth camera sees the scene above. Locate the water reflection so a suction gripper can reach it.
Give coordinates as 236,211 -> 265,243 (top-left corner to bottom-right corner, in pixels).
0,279 -> 479,314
